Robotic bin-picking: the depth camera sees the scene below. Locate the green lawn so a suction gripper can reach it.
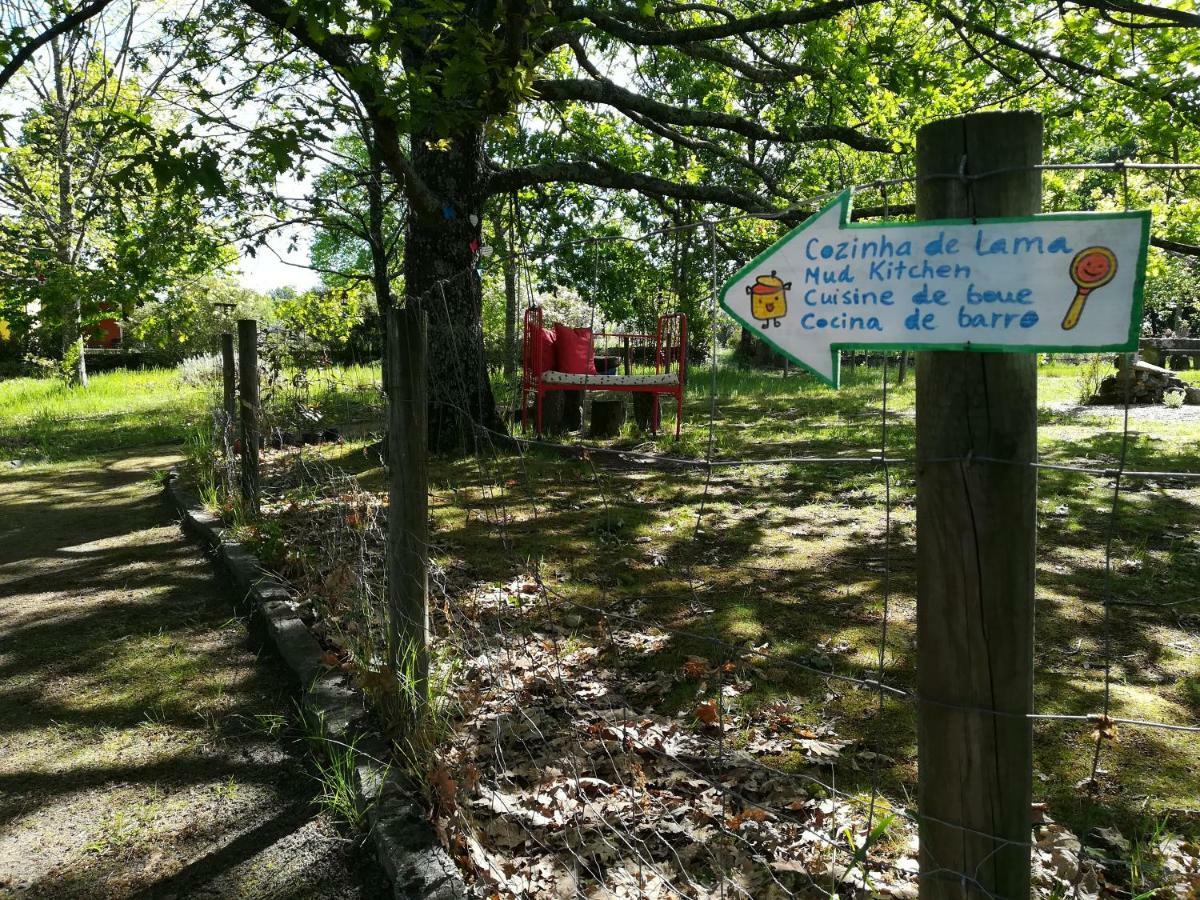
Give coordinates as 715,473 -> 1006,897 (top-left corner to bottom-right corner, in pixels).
0,364 -> 382,464
0,369 -> 212,463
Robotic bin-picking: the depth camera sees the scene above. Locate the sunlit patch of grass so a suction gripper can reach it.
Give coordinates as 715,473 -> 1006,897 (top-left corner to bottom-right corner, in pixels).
295,707 -> 372,830
0,368 -> 214,462
0,363 -> 384,465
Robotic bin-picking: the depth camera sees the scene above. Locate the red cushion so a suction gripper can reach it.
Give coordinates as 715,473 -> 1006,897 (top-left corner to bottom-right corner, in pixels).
527,325 -> 557,377
553,324 -> 597,375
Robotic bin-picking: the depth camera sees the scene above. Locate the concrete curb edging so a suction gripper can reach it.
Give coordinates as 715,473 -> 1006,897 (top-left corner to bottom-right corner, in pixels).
164,474 -> 467,900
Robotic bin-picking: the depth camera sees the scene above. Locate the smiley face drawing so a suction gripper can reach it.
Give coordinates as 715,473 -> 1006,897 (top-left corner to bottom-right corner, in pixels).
1062,246 -> 1117,331
748,270 -> 791,329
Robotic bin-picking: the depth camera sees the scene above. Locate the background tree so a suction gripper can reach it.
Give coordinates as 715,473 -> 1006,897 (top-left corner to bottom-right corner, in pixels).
0,1 -> 228,383
6,1 -> 1200,442
202,0 -> 1200,452
127,276 -> 270,363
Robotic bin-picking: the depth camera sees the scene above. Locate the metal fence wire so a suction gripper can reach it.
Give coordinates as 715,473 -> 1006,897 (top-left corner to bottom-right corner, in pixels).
223,159 -> 1200,900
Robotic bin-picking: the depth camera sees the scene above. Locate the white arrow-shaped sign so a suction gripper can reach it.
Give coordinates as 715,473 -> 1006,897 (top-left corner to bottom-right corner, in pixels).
719,191 -> 1151,387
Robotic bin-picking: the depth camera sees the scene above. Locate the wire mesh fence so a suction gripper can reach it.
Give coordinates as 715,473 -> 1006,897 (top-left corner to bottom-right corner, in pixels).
197,159 -> 1200,899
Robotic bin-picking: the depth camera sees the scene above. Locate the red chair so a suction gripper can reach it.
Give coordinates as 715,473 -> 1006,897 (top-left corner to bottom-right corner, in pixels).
520,307 -> 688,438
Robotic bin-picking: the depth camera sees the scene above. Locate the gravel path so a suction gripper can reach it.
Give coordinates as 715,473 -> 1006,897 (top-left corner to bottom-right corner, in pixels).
0,451 -> 388,899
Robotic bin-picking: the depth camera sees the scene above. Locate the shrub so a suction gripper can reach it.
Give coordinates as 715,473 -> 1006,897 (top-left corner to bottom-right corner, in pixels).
127,277 -> 274,364
1076,355 -> 1109,405
177,354 -> 222,386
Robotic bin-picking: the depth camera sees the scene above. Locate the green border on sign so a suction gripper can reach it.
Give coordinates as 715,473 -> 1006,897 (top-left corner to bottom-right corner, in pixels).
717,190 -> 1152,388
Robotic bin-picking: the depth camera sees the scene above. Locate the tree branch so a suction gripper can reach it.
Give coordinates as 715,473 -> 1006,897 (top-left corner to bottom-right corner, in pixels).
238,0 -> 440,217
622,107 -> 788,194
935,3 -> 1200,121
559,0 -> 882,46
1064,1 -> 1200,28
0,0 -> 117,92
533,77 -> 892,151
676,38 -> 812,84
1152,236 -> 1200,258
488,158 -> 774,211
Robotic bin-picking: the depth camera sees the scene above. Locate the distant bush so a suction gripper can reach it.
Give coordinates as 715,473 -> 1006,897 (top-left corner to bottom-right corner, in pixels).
272,287 -> 365,346
127,277 -> 275,364
1077,356 -> 1109,405
178,354 -> 222,386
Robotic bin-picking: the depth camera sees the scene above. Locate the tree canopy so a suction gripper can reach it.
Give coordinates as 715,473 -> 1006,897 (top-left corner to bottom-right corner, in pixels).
0,2 -> 230,382
3,0 -> 1200,442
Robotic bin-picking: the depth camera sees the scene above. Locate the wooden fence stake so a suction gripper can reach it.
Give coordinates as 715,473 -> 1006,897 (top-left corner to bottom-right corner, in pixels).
237,319 -> 260,518
386,305 -> 430,725
221,332 -> 236,440
915,111 -> 1041,899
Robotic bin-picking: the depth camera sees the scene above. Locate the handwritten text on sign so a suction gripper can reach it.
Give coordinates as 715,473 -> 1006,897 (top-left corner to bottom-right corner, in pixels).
719,191 -> 1150,387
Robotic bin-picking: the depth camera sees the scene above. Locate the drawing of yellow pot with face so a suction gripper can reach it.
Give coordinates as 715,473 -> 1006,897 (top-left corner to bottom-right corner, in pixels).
748,270 -> 791,329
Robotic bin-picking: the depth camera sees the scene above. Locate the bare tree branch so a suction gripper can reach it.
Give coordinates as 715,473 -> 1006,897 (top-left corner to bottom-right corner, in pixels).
0,0 -> 117,92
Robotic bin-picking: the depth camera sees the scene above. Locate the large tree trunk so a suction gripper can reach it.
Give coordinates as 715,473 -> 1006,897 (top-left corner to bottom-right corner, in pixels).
405,127 -> 503,454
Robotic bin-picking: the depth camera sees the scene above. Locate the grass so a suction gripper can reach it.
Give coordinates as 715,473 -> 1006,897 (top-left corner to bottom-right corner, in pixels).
0,368 -> 212,462
293,706 -> 374,831
46,352 -> 1200,892
439,357 -> 1200,886
0,362 -> 382,464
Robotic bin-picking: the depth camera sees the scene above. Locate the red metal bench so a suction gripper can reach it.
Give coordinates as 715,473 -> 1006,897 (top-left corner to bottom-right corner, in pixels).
520,306 -> 688,438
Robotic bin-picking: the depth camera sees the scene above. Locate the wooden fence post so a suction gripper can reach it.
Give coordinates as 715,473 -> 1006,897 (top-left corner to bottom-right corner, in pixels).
221,332 -> 236,439
237,319 -> 260,518
915,111 -> 1041,899
386,305 -> 430,724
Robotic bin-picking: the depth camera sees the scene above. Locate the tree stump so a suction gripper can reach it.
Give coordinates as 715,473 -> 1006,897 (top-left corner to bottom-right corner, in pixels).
632,393 -> 658,431
562,390 -> 583,431
540,391 -> 566,434
594,355 -> 620,376
590,395 -> 627,438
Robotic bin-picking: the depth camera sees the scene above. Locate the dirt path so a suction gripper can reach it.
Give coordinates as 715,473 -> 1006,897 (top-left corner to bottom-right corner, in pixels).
0,451 -> 388,899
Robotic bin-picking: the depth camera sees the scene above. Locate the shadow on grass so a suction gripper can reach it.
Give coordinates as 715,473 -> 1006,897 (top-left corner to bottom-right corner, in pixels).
246,364 -> 1200,890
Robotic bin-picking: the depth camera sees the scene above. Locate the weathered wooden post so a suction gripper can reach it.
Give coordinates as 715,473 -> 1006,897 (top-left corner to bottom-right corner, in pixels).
386,305 -> 430,724
237,319 -> 260,518
915,111 -> 1040,899
220,332 -> 236,439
